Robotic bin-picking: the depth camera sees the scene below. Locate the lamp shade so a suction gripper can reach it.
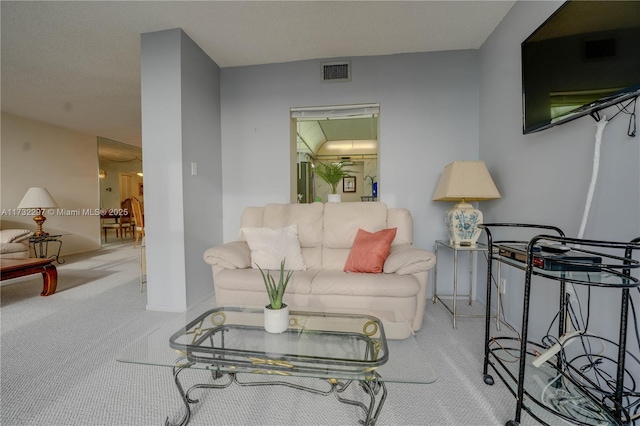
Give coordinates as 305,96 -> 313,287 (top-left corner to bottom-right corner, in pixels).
432,161 -> 501,202
432,161 -> 500,247
17,187 -> 58,209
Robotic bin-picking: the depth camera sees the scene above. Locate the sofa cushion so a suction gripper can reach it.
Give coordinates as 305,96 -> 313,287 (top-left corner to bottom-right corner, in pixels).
344,228 -> 397,273
261,203 -> 324,270
262,203 -> 324,246
322,202 -> 389,270
311,271 -> 420,297
323,202 -> 389,248
240,207 -> 266,228
240,225 -> 306,270
214,268 -> 317,295
1,242 -> 29,255
387,208 -> 413,245
0,229 -> 32,244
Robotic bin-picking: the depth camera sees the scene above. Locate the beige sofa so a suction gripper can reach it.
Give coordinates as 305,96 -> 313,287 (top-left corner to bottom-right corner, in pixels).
0,229 -> 32,258
203,202 -> 436,336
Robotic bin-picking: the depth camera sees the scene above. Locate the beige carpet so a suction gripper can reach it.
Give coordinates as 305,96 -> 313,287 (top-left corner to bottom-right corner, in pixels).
1,243 -> 531,425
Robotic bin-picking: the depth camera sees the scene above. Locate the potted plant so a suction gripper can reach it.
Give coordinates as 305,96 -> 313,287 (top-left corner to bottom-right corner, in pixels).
314,162 -> 357,202
257,259 -> 293,333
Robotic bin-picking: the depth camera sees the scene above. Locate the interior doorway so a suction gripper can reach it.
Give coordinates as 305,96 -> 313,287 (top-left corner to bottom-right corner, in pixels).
98,137 -> 143,246
290,103 -> 379,203
119,173 -> 137,202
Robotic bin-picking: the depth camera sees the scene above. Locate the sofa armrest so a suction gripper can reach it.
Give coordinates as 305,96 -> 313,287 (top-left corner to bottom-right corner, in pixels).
0,229 -> 32,244
203,241 -> 251,269
383,244 -> 436,275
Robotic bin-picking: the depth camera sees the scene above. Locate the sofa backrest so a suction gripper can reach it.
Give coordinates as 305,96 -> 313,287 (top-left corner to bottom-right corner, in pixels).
240,203 -> 325,269
322,202 -> 384,269
239,202 -> 413,271
388,208 -> 413,245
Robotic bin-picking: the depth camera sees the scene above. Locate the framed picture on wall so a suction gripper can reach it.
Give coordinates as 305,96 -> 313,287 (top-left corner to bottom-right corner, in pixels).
343,176 -> 356,193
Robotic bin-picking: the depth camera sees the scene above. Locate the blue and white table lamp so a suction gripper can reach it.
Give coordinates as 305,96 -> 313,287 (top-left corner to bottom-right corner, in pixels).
432,161 -> 501,247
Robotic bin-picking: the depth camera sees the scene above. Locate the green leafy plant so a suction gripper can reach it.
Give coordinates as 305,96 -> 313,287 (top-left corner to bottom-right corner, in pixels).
314,162 -> 357,194
257,259 -> 293,310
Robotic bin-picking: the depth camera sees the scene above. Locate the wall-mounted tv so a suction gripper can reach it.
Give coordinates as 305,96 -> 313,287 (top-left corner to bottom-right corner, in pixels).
522,1 -> 640,134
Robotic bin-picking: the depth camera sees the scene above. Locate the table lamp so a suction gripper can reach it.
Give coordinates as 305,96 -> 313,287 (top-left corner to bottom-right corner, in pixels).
432,161 -> 501,246
17,187 -> 59,236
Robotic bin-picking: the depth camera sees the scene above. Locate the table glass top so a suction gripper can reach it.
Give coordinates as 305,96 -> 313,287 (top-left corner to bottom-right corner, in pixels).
436,240 -> 488,251
118,306 -> 436,384
28,233 -> 69,240
493,242 -> 639,289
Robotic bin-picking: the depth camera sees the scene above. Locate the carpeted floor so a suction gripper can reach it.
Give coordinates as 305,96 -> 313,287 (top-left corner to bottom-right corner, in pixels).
1,243 -> 533,425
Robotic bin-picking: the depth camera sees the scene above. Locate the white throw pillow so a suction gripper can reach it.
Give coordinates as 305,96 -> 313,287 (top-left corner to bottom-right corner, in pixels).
240,225 -> 306,271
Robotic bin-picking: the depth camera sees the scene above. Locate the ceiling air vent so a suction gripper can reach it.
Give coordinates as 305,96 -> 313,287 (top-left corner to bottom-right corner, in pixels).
321,61 -> 351,82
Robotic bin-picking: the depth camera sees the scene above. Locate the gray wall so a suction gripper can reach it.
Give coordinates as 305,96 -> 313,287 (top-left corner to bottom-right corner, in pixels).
141,29 -> 222,311
479,0 -> 639,397
139,7 -> 639,398
180,30 -> 223,308
220,50 -> 480,258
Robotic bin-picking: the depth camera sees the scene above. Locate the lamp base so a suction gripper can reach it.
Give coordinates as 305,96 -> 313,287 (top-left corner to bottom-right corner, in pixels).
33,211 -> 49,237
445,202 -> 483,247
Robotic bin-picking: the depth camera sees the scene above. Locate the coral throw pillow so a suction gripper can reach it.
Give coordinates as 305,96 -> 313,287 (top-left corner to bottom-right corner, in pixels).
344,228 -> 397,273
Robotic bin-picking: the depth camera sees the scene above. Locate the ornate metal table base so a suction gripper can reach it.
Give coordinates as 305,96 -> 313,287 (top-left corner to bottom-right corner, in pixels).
165,361 -> 387,426
29,235 -> 65,264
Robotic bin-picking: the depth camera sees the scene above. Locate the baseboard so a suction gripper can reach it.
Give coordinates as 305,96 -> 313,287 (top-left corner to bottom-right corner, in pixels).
145,304 -> 186,312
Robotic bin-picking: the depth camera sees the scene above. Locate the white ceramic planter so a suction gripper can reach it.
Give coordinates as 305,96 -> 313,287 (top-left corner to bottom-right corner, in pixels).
264,304 -> 289,334
327,194 -> 342,203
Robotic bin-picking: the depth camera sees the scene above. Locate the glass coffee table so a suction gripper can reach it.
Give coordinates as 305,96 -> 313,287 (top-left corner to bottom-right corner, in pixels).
118,306 -> 435,426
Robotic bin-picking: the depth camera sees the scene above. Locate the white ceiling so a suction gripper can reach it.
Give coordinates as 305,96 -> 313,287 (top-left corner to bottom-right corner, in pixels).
1,1 -> 516,148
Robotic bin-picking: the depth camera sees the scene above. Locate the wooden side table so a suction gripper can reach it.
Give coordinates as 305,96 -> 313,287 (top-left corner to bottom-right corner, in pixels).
432,240 -> 500,329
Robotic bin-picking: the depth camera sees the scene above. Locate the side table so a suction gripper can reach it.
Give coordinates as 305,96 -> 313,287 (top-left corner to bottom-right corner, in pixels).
29,234 -> 66,264
432,240 -> 500,329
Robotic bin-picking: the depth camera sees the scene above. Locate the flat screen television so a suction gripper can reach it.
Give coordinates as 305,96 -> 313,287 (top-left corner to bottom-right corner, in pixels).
522,1 -> 640,134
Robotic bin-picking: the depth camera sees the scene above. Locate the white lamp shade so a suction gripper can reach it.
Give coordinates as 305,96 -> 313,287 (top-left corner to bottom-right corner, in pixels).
17,187 -> 58,209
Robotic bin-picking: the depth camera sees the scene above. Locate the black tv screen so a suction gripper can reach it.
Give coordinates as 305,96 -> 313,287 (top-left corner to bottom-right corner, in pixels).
522,1 -> 640,134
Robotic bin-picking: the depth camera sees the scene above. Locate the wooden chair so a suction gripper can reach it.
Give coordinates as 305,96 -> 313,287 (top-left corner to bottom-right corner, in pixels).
102,214 -> 126,243
131,197 -> 145,248
120,198 -> 134,238
101,199 -> 134,243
